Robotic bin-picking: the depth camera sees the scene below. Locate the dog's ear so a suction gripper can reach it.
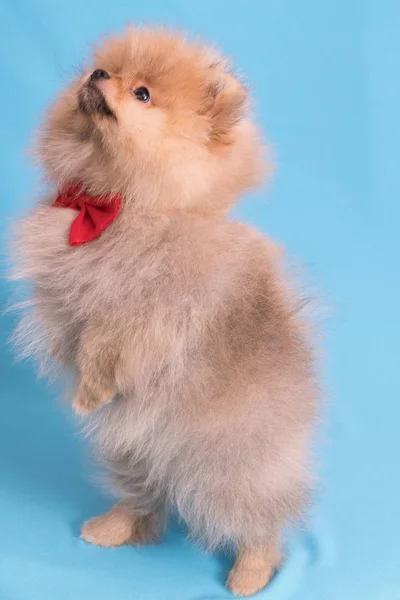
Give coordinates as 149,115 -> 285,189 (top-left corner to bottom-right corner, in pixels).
204,69 -> 248,144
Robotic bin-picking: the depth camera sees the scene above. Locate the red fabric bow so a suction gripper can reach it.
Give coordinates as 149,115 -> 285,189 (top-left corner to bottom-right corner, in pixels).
53,184 -> 122,246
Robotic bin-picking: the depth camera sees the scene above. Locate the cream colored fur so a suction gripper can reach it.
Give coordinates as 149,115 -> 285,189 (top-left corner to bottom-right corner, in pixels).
10,27 -> 319,596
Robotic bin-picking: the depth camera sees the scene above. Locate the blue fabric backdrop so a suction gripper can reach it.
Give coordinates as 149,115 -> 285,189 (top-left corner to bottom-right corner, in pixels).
0,1 -> 399,599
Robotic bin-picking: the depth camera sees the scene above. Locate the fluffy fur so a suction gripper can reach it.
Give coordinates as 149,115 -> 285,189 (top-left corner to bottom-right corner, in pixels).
11,27 -> 319,596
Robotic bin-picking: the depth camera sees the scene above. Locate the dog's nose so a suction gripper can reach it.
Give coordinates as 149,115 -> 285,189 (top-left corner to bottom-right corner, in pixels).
90,69 -> 111,81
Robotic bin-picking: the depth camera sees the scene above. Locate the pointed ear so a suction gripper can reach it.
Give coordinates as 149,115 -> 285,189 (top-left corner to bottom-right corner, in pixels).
206,70 -> 248,143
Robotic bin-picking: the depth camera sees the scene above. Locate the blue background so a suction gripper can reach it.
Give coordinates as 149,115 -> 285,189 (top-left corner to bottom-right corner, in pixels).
1,1 -> 399,599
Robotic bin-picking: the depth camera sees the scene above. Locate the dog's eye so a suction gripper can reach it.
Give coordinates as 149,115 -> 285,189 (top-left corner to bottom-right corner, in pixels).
132,87 -> 150,103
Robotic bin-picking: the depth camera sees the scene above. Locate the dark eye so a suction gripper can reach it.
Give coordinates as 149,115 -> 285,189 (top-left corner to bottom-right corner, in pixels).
132,86 -> 150,103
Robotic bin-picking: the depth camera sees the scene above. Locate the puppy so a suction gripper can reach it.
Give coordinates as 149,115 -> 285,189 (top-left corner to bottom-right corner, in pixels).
12,27 -> 319,596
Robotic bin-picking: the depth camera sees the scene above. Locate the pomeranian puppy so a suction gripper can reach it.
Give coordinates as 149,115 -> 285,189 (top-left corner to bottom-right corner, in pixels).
12,27 -> 318,596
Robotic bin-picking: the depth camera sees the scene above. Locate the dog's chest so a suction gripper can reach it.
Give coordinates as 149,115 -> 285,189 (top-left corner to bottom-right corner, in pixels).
17,206 -> 212,368
20,206 -> 170,305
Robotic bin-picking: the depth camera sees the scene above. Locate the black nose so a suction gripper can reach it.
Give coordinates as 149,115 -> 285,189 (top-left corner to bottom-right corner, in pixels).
91,69 -> 110,80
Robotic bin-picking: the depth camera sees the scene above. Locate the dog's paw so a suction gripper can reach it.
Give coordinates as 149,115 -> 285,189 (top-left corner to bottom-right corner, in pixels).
227,568 -> 272,597
81,506 -> 159,547
72,382 -> 115,416
81,511 -> 134,547
227,548 -> 281,597
72,392 -> 99,416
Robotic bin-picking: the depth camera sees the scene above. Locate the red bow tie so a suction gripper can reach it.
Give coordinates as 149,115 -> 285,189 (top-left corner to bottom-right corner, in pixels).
53,184 -> 122,246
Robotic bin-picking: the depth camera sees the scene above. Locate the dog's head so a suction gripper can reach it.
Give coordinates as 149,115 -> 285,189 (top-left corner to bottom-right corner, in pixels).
39,27 -> 266,212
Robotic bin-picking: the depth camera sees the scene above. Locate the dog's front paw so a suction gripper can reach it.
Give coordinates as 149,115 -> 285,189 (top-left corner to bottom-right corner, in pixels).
72,391 -> 100,416
72,381 -> 115,416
